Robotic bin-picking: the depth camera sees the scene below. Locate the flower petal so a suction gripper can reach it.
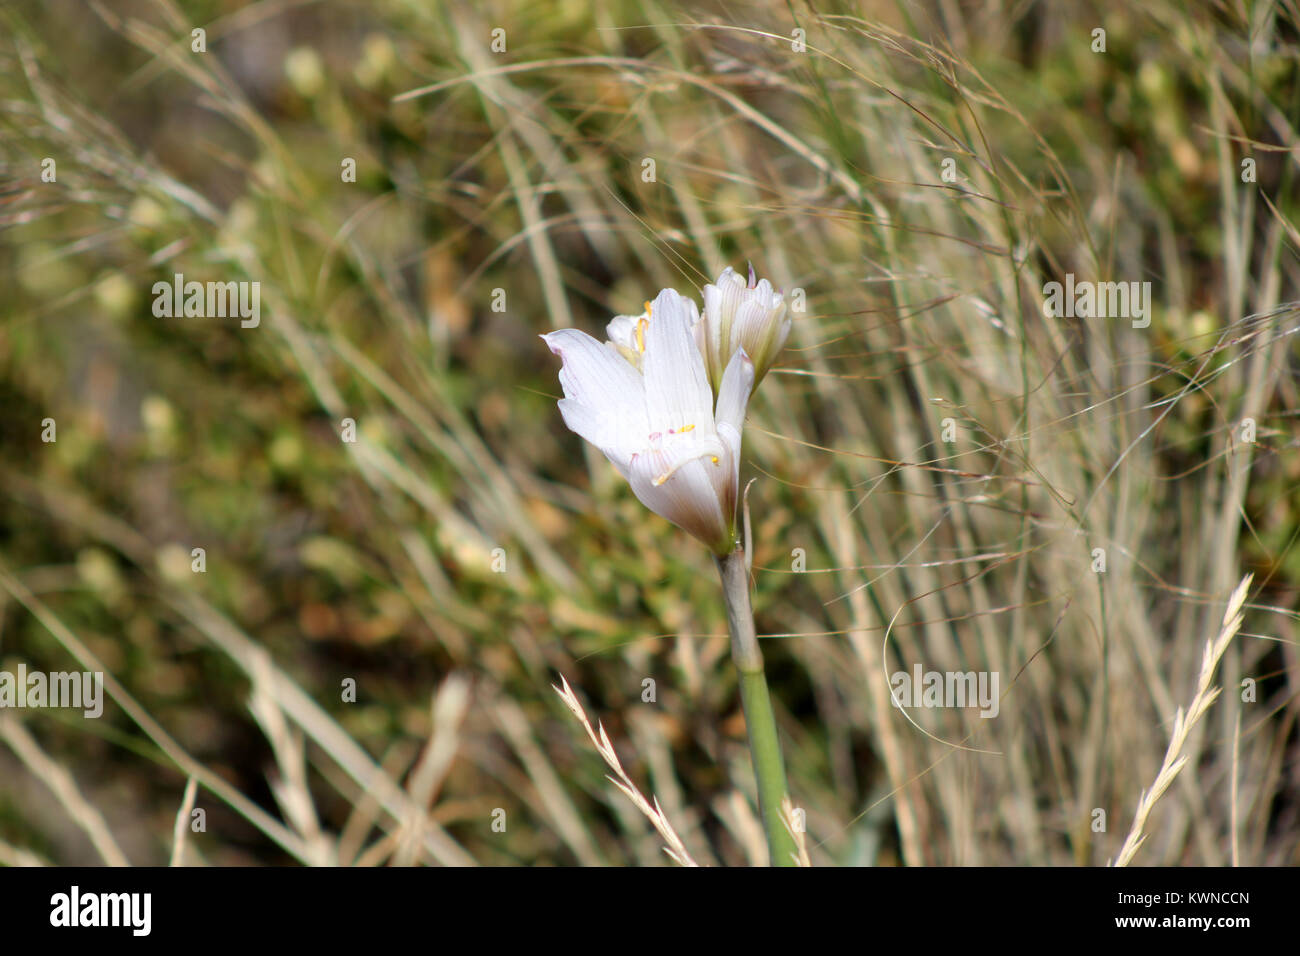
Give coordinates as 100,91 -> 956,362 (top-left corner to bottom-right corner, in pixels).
555,398 -> 637,465
605,314 -> 636,348
712,420 -> 744,533
641,288 -> 714,435
702,268 -> 746,386
543,327 -> 645,409
715,347 -> 755,436
624,438 -> 730,552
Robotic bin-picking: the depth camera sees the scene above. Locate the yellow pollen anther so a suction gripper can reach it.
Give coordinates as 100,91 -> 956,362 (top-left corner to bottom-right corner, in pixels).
635,316 -> 648,352
679,424 -> 695,433
710,456 -> 719,464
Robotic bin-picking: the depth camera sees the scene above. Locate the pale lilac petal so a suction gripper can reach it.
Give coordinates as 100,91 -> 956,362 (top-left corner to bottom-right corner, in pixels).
774,313 -> 792,351
624,439 -> 730,552
542,329 -> 646,425
606,314 -> 640,352
702,268 -> 746,384
712,350 -> 752,537
713,421 -> 744,528
731,299 -> 773,345
706,267 -> 746,315
679,293 -> 702,329
692,319 -> 710,370
556,398 -> 637,466
715,348 -> 755,436
641,288 -> 713,435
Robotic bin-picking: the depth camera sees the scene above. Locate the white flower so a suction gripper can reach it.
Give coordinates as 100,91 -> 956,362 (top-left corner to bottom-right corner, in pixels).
543,288 -> 755,555
699,264 -> 790,391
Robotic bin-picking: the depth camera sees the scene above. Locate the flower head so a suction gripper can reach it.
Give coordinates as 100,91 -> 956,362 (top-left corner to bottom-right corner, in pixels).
698,264 -> 790,391
543,288 -> 754,555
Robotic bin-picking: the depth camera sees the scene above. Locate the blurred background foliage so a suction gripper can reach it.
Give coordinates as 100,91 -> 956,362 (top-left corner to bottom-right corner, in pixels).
0,0 -> 1297,865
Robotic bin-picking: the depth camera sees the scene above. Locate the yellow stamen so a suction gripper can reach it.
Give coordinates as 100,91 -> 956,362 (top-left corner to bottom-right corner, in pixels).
710,456 -> 719,464
679,423 -> 695,433
635,317 -> 648,353
652,448 -> 686,486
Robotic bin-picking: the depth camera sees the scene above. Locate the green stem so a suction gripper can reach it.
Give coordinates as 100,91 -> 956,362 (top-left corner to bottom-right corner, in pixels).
716,546 -> 798,866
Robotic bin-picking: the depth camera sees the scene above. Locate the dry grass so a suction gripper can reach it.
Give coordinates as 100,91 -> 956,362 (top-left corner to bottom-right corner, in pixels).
1112,573 -> 1253,866
553,676 -> 698,866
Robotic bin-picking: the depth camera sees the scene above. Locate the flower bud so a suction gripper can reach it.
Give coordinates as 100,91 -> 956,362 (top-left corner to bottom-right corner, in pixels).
698,264 -> 790,391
